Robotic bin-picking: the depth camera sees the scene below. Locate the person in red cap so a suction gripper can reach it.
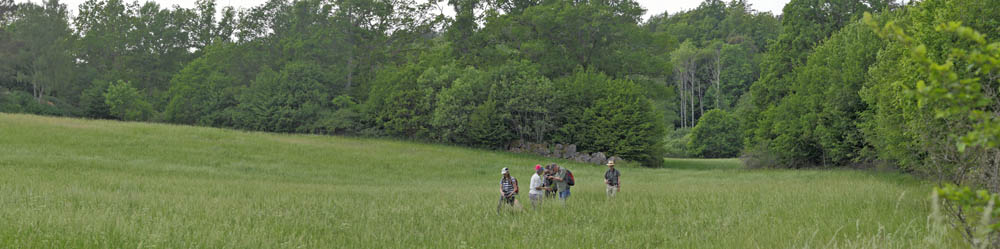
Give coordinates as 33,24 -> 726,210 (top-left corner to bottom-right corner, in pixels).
529,164 -> 545,208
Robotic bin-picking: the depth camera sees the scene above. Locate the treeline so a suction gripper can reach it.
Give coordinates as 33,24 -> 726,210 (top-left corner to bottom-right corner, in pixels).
1,0 -> 781,167
737,0 -> 1000,176
7,0 -> 992,171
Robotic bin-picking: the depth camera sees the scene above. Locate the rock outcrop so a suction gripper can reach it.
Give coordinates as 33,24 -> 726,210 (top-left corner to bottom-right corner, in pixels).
507,140 -> 622,165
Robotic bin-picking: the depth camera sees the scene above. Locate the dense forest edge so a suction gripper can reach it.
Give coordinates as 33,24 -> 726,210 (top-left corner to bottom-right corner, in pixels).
0,0 -> 994,170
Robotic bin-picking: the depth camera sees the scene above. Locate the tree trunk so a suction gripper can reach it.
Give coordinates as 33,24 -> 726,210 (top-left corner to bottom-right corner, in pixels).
715,48 -> 721,109
346,54 -> 354,90
688,62 -> 697,126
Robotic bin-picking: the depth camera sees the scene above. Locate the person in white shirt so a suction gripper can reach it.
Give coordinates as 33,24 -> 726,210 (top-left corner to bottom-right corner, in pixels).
529,164 -> 546,209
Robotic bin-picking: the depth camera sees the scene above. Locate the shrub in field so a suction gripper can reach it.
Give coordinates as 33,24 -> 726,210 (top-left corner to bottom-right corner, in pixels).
688,109 -> 741,158
663,127 -> 691,158
934,185 -> 1000,248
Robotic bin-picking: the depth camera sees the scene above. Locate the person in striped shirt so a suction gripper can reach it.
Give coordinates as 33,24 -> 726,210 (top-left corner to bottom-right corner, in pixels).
500,167 -> 520,207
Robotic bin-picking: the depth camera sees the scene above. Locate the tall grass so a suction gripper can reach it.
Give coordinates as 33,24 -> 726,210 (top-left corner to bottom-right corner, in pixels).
0,114 -> 961,248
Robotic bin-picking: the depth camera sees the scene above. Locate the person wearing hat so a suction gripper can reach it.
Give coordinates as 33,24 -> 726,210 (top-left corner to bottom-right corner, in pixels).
499,167 -> 520,208
604,160 -> 621,198
529,164 -> 545,208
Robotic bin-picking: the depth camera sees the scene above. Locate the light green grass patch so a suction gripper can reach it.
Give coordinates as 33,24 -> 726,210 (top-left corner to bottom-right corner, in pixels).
0,114 -> 960,248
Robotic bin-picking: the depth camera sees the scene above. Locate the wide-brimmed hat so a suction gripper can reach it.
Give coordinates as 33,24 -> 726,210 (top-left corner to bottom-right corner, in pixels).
606,160 -> 615,166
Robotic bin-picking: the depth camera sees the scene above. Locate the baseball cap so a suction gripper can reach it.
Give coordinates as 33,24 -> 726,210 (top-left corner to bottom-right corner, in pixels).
501,167 -> 509,175
535,164 -> 542,171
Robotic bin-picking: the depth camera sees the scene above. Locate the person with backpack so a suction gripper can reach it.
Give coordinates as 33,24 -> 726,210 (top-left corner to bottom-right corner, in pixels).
547,164 -> 573,201
543,164 -> 556,198
499,167 -> 521,208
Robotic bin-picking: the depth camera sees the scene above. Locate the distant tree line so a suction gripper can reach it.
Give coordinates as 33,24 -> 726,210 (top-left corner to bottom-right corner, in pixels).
5,0 -> 991,171
5,0 -> 773,167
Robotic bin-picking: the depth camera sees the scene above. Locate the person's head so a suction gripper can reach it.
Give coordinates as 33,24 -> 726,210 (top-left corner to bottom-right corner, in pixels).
536,166 -> 544,175
607,160 -> 615,168
501,167 -> 510,178
552,164 -> 560,171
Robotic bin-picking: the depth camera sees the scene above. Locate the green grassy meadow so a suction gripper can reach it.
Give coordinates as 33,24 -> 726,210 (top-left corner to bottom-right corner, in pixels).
0,114 -> 957,248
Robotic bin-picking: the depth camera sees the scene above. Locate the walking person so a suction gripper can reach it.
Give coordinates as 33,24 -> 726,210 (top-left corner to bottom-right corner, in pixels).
604,160 -> 621,199
529,165 -> 545,209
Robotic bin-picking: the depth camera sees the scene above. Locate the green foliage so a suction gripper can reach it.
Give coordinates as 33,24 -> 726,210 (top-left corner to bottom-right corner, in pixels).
79,80 -> 112,119
864,1 -> 1000,246
859,0 -> 1000,175
364,63 -> 436,138
662,128 -> 691,158
432,60 -> 552,147
934,185 -> 1000,247
308,95 -> 363,135
744,0 -> 893,164
475,0 -> 658,78
8,0 -> 75,102
747,21 -> 886,167
104,80 -> 152,121
75,0 -> 202,104
163,45 -> 240,126
431,66 -> 489,144
0,90 -> 70,116
688,109 -> 741,158
647,0 -> 780,129
871,19 -> 1000,151
234,62 -> 330,133
466,98 -> 513,148
552,68 -> 666,166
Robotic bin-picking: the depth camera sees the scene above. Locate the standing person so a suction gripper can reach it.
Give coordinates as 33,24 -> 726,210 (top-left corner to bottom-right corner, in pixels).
604,160 -> 621,199
543,164 -> 556,198
547,164 -> 571,201
529,165 -> 545,208
499,167 -> 520,208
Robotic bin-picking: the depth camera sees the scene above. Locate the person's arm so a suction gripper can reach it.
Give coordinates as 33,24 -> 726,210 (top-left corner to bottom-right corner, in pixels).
549,174 -> 563,182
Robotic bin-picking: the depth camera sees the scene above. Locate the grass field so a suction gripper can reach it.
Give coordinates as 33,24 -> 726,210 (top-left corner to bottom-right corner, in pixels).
0,113 -> 958,248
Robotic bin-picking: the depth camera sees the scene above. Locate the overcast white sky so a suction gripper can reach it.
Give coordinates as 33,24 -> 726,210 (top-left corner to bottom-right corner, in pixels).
21,0 -> 791,20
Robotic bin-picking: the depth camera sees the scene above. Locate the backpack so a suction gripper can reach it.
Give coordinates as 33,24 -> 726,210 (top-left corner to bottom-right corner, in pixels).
514,178 -> 519,193
566,170 -> 575,186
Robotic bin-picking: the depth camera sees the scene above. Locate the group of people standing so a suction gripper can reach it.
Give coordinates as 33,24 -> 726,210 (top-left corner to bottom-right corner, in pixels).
499,160 -> 621,209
